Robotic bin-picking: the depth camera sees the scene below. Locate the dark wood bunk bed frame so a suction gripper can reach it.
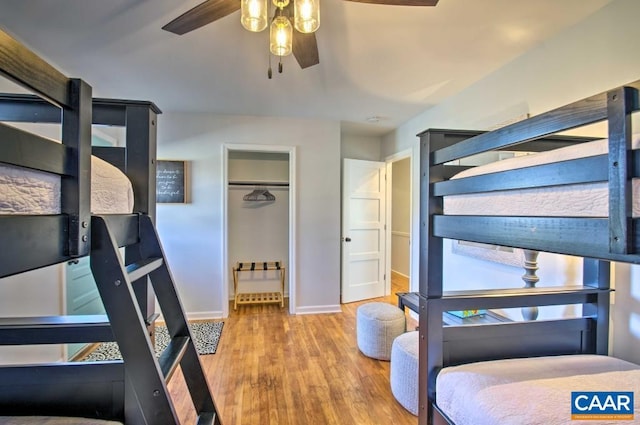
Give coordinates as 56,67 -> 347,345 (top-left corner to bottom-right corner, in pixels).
0,30 -> 222,424
418,80 -> 640,425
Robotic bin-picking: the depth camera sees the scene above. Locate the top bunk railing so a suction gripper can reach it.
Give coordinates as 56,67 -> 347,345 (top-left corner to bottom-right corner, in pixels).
420,79 -> 640,263
429,82 -> 640,164
0,28 -> 93,266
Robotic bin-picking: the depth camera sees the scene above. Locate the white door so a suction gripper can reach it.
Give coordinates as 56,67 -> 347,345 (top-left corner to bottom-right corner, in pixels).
342,159 -> 386,303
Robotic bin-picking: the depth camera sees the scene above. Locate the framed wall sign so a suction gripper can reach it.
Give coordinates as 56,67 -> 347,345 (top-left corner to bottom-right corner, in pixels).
156,160 -> 188,203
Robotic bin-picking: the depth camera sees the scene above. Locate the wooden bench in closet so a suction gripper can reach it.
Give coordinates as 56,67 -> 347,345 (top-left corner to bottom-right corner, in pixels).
233,261 -> 285,309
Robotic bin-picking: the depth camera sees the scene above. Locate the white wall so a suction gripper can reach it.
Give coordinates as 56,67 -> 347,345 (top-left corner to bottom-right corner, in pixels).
381,0 -> 640,363
341,134 -> 382,161
0,266 -> 65,363
156,113 -> 341,317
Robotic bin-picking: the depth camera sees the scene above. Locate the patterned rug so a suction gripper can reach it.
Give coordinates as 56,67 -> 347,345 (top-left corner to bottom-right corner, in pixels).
79,321 -> 224,361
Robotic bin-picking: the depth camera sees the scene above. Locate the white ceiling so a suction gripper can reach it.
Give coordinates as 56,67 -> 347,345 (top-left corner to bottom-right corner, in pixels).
1,0 -> 614,135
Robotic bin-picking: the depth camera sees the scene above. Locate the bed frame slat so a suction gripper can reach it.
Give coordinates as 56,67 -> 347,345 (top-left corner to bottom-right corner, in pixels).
0,215 -> 69,278
0,314 -> 113,345
431,80 -> 640,165
434,215 -> 640,263
0,121 -> 71,174
434,155 -> 607,196
0,362 -> 125,419
437,285 -> 609,310
0,29 -> 70,108
442,318 -> 595,366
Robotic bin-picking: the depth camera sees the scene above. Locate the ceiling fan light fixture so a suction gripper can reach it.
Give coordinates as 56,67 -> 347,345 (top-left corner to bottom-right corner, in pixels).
270,15 -> 293,56
294,0 -> 320,33
241,0 -> 268,32
272,0 -> 290,9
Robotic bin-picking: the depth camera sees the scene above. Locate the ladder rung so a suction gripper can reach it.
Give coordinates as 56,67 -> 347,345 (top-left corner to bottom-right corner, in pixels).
126,257 -> 164,282
158,336 -> 190,381
197,412 -> 219,425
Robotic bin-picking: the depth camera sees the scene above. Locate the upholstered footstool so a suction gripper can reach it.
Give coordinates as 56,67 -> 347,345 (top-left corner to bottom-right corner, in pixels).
390,330 -> 419,415
356,302 -> 406,360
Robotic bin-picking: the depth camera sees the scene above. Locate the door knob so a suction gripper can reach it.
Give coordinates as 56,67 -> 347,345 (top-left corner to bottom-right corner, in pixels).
344,237 -> 351,242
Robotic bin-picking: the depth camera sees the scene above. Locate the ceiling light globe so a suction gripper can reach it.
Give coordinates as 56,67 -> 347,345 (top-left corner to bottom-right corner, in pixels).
270,16 -> 293,56
241,0 -> 268,32
294,0 -> 319,33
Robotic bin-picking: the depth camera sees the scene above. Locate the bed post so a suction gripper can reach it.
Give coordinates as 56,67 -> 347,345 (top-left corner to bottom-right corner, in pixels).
418,130 -> 447,425
61,79 -> 92,258
124,103 -> 159,332
583,259 -> 610,354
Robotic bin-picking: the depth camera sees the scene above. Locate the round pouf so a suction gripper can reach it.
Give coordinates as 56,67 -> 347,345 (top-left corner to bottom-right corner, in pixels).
390,330 -> 419,415
356,302 -> 406,361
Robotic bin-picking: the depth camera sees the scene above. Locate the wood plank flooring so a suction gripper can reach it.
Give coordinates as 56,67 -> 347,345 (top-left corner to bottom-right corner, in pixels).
168,275 -> 417,425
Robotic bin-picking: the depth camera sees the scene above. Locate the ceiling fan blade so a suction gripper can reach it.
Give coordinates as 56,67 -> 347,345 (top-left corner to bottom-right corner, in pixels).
344,0 -> 438,5
293,31 -> 320,69
162,0 -> 241,35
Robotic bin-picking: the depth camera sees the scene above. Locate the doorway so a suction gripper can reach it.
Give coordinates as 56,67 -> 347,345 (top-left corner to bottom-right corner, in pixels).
389,157 -> 411,294
222,144 -> 297,317
385,148 -> 414,297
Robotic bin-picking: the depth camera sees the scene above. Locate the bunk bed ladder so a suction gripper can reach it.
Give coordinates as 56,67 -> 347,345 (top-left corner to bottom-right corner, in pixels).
90,214 -> 222,425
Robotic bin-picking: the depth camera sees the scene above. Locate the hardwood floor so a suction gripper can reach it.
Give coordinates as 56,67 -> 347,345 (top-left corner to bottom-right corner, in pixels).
168,275 -> 417,424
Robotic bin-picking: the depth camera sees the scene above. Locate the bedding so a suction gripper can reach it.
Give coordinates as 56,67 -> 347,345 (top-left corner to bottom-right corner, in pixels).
436,355 -> 640,425
443,136 -> 640,217
0,156 -> 134,214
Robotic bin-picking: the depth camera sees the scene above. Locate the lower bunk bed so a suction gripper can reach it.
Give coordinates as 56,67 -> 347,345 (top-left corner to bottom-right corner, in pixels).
418,79 -> 640,425
0,29 -> 221,424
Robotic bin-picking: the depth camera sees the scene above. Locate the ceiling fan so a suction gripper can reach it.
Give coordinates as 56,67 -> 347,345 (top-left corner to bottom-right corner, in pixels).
162,0 -> 439,72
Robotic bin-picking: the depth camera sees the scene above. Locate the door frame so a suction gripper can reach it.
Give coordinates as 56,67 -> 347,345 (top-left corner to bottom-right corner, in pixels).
221,144 -> 297,317
384,147 -> 416,294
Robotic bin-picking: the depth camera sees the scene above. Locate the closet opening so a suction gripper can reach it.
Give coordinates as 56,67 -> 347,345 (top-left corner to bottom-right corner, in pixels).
222,145 -> 296,317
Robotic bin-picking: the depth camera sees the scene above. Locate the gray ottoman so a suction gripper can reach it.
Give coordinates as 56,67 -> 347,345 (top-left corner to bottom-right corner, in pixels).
356,302 -> 406,360
390,330 -> 419,415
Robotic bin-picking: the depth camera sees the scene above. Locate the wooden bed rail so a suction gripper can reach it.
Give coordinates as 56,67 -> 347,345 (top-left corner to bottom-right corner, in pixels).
432,285 -> 610,311
0,29 -> 71,108
429,81 -> 640,164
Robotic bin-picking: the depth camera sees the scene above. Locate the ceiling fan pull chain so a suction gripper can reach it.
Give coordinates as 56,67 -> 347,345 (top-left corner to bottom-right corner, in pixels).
268,49 -> 273,79
279,57 -> 283,73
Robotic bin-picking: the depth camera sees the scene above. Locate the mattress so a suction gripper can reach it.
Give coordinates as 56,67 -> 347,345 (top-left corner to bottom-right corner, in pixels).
436,355 -> 640,425
443,136 -> 640,217
0,156 -> 134,214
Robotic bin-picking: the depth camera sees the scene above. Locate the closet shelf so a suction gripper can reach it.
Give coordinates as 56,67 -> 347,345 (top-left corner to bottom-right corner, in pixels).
228,180 -> 289,187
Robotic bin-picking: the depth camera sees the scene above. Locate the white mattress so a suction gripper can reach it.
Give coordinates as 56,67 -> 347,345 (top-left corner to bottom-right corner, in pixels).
0,156 -> 134,214
444,137 -> 640,217
436,355 -> 640,425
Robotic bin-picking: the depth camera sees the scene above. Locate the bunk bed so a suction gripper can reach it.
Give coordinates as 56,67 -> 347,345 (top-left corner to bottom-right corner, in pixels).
0,29 -> 222,424
418,80 -> 640,425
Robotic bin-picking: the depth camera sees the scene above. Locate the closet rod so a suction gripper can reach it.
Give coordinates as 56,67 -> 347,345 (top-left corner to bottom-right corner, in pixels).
228,180 -> 289,187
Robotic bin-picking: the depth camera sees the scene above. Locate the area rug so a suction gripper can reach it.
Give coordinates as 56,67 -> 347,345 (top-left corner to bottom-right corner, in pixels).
80,321 -> 224,361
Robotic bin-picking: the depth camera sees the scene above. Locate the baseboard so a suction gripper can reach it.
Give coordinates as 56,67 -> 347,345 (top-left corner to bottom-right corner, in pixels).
294,304 -> 342,315
157,310 -> 225,322
391,269 -> 409,280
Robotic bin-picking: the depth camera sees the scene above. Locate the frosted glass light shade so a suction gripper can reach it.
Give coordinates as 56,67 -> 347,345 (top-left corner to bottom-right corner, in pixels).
294,0 -> 319,33
241,0 -> 268,32
270,16 -> 293,56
